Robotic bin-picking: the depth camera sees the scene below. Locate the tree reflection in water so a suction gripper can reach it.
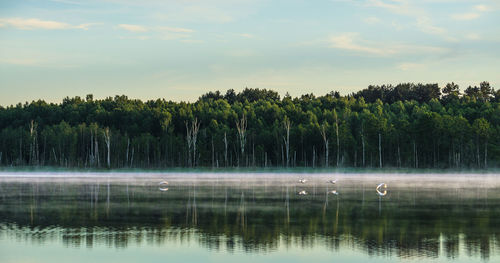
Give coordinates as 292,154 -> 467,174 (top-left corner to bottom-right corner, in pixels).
0,175 -> 499,261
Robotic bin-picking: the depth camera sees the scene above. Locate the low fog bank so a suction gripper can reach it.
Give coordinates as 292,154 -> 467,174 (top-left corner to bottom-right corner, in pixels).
0,170 -> 499,189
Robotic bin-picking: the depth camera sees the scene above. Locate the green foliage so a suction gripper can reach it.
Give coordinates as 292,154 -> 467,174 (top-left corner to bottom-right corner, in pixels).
0,83 -> 498,168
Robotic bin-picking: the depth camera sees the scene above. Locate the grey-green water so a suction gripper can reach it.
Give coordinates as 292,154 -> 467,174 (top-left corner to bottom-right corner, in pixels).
0,173 -> 499,262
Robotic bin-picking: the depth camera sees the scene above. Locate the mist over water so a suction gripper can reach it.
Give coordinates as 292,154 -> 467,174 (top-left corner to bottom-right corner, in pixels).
0,172 -> 499,263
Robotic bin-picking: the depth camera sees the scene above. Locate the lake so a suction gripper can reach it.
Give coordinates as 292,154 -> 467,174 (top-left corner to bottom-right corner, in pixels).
0,172 -> 499,262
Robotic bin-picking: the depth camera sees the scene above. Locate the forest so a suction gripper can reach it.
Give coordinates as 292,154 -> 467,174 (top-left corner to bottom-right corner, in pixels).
0,82 -> 498,169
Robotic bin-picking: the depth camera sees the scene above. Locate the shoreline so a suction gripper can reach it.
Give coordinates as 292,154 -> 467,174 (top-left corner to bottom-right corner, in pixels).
0,170 -> 499,179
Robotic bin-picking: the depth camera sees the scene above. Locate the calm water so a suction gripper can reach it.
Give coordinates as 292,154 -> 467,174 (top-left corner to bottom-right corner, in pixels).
0,172 -> 499,263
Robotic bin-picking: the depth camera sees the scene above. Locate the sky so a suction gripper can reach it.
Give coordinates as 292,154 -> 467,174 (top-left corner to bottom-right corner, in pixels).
0,0 -> 499,105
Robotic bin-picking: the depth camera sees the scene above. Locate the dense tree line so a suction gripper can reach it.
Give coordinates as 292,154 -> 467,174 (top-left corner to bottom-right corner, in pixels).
0,82 -> 499,169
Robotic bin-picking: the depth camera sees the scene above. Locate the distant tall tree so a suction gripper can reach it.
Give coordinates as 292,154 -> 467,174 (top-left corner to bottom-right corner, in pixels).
320,122 -> 329,167
185,118 -> 200,167
464,85 -> 480,100
333,110 -> 340,167
29,120 -> 39,165
236,114 -> 247,166
283,116 -> 291,167
442,82 -> 460,102
103,127 -> 111,168
479,81 -> 493,102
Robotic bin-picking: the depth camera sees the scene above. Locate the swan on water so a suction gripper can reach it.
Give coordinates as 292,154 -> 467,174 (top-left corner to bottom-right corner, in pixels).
298,190 -> 308,195
376,183 -> 387,196
159,181 -> 169,192
330,190 -> 338,195
328,179 -> 337,184
298,178 -> 307,184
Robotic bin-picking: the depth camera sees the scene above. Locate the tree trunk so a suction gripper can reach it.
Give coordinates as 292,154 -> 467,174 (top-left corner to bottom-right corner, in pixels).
413,140 -> 418,169
335,118 -> 339,167
361,128 -> 365,167
211,136 -> 214,168
224,132 -> 228,167
90,129 -> 94,166
192,119 -> 199,167
281,144 -> 284,167
236,115 -> 247,167
252,142 -> 255,167
484,140 -> 488,169
283,118 -> 290,167
130,147 -> 134,167
320,124 -> 328,167
103,128 -> 111,168
397,142 -> 401,168
354,149 -> 357,167
126,138 -> 129,167
476,136 -> 480,168
378,132 -> 382,168
312,146 -> 316,168
186,122 -> 192,167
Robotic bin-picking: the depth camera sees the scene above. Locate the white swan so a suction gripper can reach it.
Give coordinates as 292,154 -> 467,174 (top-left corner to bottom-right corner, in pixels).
298,190 -> 308,195
376,183 -> 387,196
159,181 -> 169,192
298,178 -> 307,184
330,190 -> 338,195
328,179 -> 337,184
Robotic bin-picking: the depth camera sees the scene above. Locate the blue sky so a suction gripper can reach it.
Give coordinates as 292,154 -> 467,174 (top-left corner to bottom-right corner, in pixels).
0,0 -> 499,105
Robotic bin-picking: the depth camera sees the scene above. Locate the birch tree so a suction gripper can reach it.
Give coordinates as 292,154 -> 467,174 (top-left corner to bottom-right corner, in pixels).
320,122 -> 329,167
282,116 -> 291,167
103,127 -> 111,168
186,118 -> 200,167
29,120 -> 39,165
236,114 -> 247,167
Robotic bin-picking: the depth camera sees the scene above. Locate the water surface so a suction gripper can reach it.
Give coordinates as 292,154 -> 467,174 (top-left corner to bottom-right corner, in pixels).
0,172 -> 499,262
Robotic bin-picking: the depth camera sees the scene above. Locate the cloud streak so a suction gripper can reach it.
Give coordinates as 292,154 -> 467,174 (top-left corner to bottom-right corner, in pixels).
450,4 -> 494,21
329,32 -> 448,56
330,33 -> 390,55
118,24 -> 148,32
117,24 -> 194,33
416,17 -> 445,35
158,26 -> 194,33
0,18 -> 94,30
117,23 -> 195,41
451,13 -> 480,21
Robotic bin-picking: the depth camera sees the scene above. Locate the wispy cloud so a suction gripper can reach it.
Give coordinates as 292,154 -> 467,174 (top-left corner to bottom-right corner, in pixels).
475,5 -> 491,12
365,0 -> 422,16
118,35 -> 151,40
226,49 -> 256,57
464,33 -> 480,40
238,33 -> 254,38
416,17 -> 445,35
158,26 -> 193,33
363,16 -> 380,24
0,58 -> 40,66
117,24 -> 195,41
118,24 -> 148,32
451,4 -> 494,21
364,1 -> 448,38
118,24 -> 193,33
50,0 -> 83,5
0,18 -> 95,30
397,62 -> 424,71
451,13 -> 480,21
330,33 -> 390,55
161,33 -> 191,40
329,32 -> 448,56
